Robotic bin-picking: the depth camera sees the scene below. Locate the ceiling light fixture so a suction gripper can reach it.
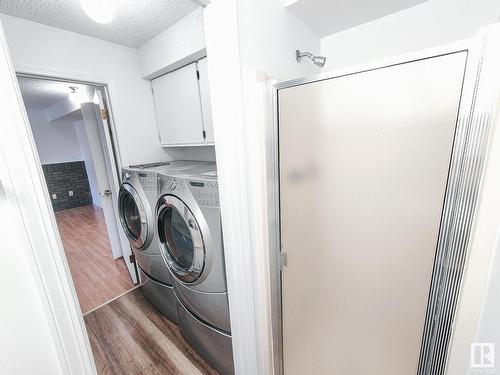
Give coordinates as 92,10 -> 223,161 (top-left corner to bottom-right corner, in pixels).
80,0 -> 117,24
69,86 -> 85,105
92,91 -> 100,105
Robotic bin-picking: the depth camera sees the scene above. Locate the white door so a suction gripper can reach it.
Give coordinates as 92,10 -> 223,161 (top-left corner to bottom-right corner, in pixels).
152,63 -> 205,146
80,100 -> 137,283
197,57 -> 215,144
278,52 -> 467,375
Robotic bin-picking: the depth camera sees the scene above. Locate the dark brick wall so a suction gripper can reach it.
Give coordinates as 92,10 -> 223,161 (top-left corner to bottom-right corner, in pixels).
42,161 -> 93,211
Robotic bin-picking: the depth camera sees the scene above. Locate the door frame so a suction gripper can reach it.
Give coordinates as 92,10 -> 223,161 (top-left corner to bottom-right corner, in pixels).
1,33 -> 140,375
267,26 -> 500,375
15,72 -> 138,280
0,23 -> 97,374
16,72 -> 123,193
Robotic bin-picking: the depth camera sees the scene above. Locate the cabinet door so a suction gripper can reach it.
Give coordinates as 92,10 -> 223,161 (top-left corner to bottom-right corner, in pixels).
152,63 -> 205,146
197,58 -> 214,144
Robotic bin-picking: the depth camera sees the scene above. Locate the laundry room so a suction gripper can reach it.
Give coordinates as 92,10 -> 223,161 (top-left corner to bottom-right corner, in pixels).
1,1 -> 500,375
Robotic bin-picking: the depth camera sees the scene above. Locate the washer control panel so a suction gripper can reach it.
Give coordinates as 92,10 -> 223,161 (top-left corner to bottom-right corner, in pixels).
137,172 -> 156,192
189,180 -> 219,207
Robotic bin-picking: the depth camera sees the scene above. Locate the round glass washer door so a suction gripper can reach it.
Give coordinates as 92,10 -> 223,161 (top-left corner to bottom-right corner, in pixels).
118,183 -> 150,249
157,195 -> 205,283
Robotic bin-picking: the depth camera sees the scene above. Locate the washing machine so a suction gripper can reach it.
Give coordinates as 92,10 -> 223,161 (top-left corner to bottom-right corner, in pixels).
118,161 -> 182,322
156,163 -> 234,374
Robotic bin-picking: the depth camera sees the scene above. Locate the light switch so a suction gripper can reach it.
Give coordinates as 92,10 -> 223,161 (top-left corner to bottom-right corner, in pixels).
69,191 -> 74,196
52,193 -> 57,200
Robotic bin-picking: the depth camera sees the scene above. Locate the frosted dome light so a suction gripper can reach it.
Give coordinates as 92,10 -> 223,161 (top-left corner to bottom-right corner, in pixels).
81,0 -> 117,24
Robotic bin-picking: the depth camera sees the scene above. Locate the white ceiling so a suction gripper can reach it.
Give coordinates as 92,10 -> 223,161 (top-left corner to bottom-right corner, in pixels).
285,0 -> 429,37
18,77 -> 95,111
0,0 -> 199,48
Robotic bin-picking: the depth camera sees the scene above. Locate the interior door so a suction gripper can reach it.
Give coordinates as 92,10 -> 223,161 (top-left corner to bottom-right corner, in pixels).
80,98 -> 138,283
278,52 -> 467,375
152,63 -> 205,146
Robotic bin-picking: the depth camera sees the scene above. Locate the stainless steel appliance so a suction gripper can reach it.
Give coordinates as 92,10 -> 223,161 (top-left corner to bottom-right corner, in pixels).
118,162 -> 178,322
156,162 -> 234,375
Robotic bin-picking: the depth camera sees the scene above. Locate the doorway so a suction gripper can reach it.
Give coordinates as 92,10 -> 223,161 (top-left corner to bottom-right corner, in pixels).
17,75 -> 137,314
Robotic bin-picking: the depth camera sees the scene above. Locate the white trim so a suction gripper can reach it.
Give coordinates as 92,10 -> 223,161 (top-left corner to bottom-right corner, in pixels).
13,63 -> 128,172
15,70 -> 138,279
240,70 -> 277,375
15,63 -> 111,85
0,21 -> 96,374
204,1 -> 260,373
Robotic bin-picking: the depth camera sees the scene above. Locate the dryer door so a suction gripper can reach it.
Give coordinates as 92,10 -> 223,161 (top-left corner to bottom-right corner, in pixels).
157,195 -> 205,283
118,183 -> 151,249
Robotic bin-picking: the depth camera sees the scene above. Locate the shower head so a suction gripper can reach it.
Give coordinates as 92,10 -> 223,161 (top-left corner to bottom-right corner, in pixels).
312,55 -> 326,68
296,50 -> 326,68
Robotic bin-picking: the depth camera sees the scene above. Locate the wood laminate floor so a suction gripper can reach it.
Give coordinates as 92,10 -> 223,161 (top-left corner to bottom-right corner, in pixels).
85,288 -> 219,375
55,205 -> 134,314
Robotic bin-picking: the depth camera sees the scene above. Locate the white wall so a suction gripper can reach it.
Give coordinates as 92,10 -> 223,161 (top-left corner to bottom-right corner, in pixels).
74,118 -> 102,207
0,14 -> 169,167
167,146 -> 216,162
26,107 -> 103,206
320,0 -> 500,70
237,0 -> 321,80
204,1 -> 319,373
139,8 -> 206,79
26,108 -> 82,165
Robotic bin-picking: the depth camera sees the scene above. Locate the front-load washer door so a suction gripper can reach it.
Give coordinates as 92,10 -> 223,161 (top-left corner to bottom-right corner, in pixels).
157,195 -> 205,284
118,183 -> 152,249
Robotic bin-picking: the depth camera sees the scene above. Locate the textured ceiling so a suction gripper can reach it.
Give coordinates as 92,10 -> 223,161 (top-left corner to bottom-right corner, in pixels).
286,0 -> 429,37
0,0 -> 199,48
18,77 -> 95,110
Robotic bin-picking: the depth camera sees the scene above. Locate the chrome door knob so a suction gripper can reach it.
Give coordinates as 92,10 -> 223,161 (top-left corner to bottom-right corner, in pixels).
100,189 -> 112,197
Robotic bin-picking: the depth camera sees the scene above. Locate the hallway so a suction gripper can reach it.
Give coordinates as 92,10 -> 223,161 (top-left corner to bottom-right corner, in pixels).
55,205 -> 134,314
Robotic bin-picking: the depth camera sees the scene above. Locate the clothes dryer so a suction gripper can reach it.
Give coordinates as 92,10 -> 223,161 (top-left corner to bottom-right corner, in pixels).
156,163 -> 234,374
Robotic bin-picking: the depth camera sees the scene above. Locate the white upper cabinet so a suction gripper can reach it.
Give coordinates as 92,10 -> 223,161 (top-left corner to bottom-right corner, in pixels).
152,59 -> 214,147
197,58 -> 214,144
152,63 -> 204,146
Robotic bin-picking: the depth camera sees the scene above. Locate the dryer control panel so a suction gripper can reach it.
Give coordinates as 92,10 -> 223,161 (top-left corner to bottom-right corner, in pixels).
160,177 -> 188,193
189,180 -> 219,207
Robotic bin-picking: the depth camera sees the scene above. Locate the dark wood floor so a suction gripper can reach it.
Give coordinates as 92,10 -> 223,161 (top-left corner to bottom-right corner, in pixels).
85,288 -> 219,375
55,205 -> 134,314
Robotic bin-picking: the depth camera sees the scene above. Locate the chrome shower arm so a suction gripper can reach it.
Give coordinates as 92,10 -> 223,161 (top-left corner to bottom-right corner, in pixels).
296,50 -> 314,62
296,50 -> 327,67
